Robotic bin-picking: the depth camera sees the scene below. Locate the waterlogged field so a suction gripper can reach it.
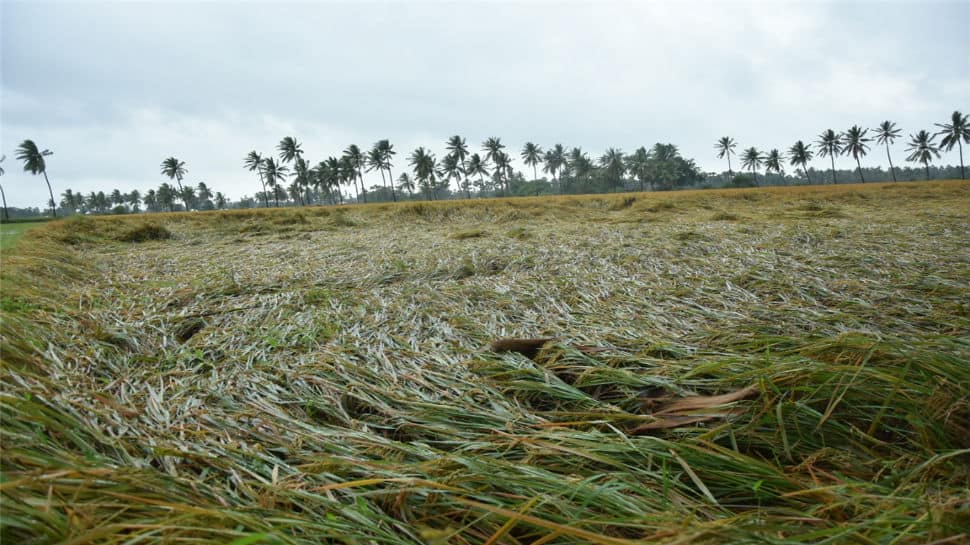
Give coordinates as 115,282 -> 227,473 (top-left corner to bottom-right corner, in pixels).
2,181 -> 969,544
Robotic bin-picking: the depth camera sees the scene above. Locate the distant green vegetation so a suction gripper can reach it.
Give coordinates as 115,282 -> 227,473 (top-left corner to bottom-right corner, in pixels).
0,220 -> 45,251
1,182 -> 968,544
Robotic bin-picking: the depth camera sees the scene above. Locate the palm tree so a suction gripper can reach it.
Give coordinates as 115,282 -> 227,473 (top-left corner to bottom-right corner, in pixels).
466,153 -> 489,196
196,182 -> 213,209
157,183 -> 176,212
324,157 -> 344,204
715,137 -> 737,174
569,147 -> 594,191
936,110 -> 969,179
441,153 -> 463,197
245,151 -> 269,207
494,151 -> 514,196
446,136 -> 470,198
740,147 -> 764,185
788,141 -> 814,184
127,190 -> 142,212
343,144 -> 367,203
0,155 -> 7,220
543,144 -> 567,194
143,189 -> 158,212
160,156 -> 189,209
215,192 -> 227,209
764,149 -> 783,181
841,125 -> 871,183
377,139 -> 397,202
873,121 -> 902,182
409,147 -> 437,200
905,130 -> 941,180
396,172 -> 415,198
16,140 -> 57,217
599,148 -> 626,191
521,142 -> 543,182
261,157 -> 288,207
367,144 -> 390,200
626,147 -> 650,191
816,130 -> 843,184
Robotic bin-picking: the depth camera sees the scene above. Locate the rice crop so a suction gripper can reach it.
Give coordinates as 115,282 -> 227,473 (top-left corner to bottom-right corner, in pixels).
2,181 -> 969,544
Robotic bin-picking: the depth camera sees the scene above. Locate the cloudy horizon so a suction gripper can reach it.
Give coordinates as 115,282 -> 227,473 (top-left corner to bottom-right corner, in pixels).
2,0 -> 968,208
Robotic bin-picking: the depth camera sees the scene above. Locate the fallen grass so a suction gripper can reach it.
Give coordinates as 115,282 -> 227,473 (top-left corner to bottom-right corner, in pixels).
2,180 -> 969,544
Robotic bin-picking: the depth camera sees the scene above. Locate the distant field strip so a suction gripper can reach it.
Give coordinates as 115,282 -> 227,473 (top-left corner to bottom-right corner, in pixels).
2,181 -> 969,544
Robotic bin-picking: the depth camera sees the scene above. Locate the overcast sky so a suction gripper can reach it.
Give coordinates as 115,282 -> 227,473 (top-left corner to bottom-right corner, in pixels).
2,0 -> 968,206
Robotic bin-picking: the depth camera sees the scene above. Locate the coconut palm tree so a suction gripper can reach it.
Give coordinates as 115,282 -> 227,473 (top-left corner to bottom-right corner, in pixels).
740,147 -> 764,185
841,125 -> 871,183
764,149 -> 783,181
905,130 -> 941,180
127,190 -> 142,212
543,144 -> 567,194
215,192 -> 227,209
245,151 -> 269,207
445,136 -> 470,198
324,157 -> 344,204
816,130 -> 843,184
521,142 -> 543,182
16,140 -> 57,217
626,147 -> 650,191
160,156 -> 189,209
261,157 -> 288,207
788,141 -> 814,184
493,151 -> 515,196
409,147 -> 437,200
377,139 -> 397,202
441,153 -> 464,197
143,189 -> 158,212
367,144 -> 390,200
936,110 -> 969,179
466,153 -> 489,196
715,136 -> 737,174
396,173 -> 415,198
157,183 -> 176,212
599,148 -> 626,191
343,144 -> 367,203
873,121 -> 902,182
569,147 -> 594,191
0,154 -> 7,220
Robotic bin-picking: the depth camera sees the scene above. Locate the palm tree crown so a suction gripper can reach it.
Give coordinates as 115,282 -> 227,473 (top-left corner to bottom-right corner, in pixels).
905,130 -> 941,180
873,121 -> 902,182
787,141 -> 814,184
715,136 -> 737,174
935,110 -> 969,179
816,130 -> 843,183
16,140 -> 57,217
521,142 -> 543,181
841,125 -> 871,182
740,147 -> 764,185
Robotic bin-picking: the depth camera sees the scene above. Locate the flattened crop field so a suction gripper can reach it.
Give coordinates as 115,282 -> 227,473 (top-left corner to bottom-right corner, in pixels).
2,181 -> 969,544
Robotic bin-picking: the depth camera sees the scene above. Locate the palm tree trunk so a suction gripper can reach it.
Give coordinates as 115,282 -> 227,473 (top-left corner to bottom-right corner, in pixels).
803,164 -> 812,185
357,168 -> 367,203
856,157 -> 865,183
885,144 -> 897,182
387,167 -> 397,202
727,154 -> 732,175
957,139 -> 967,180
925,163 -> 930,180
258,172 -> 269,207
43,171 -> 57,217
0,184 -> 9,221
752,168 -> 758,187
830,156 -> 837,184
532,164 -> 537,182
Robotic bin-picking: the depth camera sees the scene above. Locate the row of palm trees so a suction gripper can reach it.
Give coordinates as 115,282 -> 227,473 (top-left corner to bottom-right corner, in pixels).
58,182 -> 228,215
235,136 -> 702,205
716,111 -> 969,185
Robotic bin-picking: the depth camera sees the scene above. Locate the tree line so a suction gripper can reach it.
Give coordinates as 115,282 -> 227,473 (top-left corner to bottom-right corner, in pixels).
2,110 -> 966,219
716,111 -> 968,186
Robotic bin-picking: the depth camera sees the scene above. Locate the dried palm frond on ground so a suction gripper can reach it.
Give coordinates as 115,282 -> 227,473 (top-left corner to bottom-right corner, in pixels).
2,181 -> 969,544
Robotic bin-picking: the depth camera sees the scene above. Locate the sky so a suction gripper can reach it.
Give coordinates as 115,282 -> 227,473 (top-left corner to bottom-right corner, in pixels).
1,0 -> 968,207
